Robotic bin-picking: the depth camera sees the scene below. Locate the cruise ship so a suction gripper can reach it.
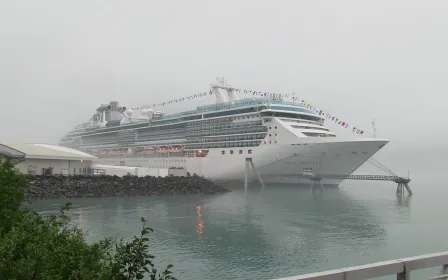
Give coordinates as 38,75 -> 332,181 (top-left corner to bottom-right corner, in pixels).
59,78 -> 388,187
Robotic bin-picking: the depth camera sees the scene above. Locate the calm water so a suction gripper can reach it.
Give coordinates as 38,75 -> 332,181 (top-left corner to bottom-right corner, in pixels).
30,149 -> 448,279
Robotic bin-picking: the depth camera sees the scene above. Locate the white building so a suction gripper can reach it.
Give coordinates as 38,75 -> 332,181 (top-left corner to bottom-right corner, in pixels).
0,142 -> 96,175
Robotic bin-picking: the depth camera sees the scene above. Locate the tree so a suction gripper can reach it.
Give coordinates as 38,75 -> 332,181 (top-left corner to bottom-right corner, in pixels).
0,157 -> 176,280
0,157 -> 28,235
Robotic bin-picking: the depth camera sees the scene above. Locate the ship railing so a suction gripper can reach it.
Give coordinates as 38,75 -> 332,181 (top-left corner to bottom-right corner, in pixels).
273,251 -> 448,280
156,98 -> 307,120
196,98 -> 305,114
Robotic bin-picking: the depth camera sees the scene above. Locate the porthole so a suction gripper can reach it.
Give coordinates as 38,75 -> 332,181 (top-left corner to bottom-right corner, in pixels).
239,150 -> 243,154
230,150 -> 234,155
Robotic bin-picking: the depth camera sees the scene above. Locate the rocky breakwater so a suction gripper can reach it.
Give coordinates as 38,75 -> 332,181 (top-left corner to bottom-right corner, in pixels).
25,175 -> 230,199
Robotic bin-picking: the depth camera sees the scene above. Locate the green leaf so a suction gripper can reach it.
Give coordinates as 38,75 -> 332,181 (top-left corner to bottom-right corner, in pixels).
0,159 -> 176,280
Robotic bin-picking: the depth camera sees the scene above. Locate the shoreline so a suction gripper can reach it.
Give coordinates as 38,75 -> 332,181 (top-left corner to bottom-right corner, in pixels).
24,174 -> 231,199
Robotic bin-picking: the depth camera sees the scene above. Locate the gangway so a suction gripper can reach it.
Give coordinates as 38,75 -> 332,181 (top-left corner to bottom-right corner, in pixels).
243,156 -> 413,196
297,173 -> 412,196
285,152 -> 413,196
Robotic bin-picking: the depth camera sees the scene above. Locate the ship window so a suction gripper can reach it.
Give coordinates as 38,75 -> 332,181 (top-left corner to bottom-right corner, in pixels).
269,141 -> 272,144
248,150 -> 252,154
221,150 -> 225,155
261,111 -> 321,122
269,127 -> 272,129
302,132 -> 335,137
239,150 -> 243,154
275,126 -> 277,129
79,168 -> 81,173
230,150 -> 234,155
269,134 -> 271,137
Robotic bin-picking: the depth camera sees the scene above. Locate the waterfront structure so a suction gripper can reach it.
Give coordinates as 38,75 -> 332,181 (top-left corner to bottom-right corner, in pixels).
273,251 -> 448,280
59,78 -> 388,186
0,142 -> 95,175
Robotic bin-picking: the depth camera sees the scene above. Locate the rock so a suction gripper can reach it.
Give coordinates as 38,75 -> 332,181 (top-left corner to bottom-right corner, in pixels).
23,174 -> 230,199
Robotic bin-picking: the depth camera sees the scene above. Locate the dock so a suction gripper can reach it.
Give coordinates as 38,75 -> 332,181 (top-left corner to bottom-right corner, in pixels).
302,173 -> 412,196
272,251 -> 448,280
243,157 -> 413,196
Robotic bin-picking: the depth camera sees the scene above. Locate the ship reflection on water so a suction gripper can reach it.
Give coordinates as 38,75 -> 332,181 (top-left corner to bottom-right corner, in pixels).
29,184 -> 408,280
196,205 -> 204,240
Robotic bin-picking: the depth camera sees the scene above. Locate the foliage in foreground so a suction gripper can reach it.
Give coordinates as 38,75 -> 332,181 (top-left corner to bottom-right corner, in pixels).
0,157 -> 176,280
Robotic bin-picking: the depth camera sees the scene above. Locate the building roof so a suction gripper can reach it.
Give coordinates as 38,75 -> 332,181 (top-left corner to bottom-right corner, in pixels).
0,144 -> 26,158
0,142 -> 97,161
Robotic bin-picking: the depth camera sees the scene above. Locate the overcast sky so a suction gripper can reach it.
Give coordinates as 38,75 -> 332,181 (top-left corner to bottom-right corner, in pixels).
1,0 -> 447,151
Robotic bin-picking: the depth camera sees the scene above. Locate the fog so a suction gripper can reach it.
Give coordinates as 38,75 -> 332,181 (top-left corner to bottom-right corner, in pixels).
1,0 -> 447,151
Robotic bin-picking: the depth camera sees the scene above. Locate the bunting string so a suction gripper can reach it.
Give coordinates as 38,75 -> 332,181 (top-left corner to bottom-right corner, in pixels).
128,87 -> 364,135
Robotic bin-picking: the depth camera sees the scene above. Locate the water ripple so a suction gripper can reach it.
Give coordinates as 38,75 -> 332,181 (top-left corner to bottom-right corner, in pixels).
30,183 -> 448,280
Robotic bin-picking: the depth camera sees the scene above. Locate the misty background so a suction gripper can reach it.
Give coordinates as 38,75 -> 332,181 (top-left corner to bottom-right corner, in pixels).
1,0 -> 447,167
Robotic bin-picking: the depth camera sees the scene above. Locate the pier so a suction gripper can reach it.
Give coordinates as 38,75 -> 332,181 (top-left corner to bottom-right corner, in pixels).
243,157 -> 413,196
272,251 -> 448,280
303,174 -> 413,196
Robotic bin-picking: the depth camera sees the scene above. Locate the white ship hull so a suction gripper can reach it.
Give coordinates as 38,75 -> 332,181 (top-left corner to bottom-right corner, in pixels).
62,80 -> 388,186
95,138 -> 388,187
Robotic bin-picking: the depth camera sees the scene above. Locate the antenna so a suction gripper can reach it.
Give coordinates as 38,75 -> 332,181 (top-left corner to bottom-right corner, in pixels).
372,118 -> 376,138
215,76 -> 226,86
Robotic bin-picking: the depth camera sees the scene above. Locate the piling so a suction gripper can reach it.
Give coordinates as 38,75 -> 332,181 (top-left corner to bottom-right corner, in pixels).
244,158 -> 249,196
395,177 -> 412,196
244,158 -> 265,195
309,175 -> 324,193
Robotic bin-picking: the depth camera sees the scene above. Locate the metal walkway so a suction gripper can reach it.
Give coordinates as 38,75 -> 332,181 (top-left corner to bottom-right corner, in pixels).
243,158 -> 413,196
293,173 -> 413,196
298,174 -> 411,183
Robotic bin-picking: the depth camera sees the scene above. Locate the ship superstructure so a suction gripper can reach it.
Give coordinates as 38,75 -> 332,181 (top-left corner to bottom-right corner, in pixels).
60,78 -> 388,186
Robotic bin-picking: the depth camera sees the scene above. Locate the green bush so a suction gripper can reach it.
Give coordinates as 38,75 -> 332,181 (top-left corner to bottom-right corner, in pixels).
0,157 -> 176,280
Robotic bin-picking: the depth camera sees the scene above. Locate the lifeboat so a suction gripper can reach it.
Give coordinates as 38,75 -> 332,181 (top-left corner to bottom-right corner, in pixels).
169,145 -> 183,151
195,150 -> 209,157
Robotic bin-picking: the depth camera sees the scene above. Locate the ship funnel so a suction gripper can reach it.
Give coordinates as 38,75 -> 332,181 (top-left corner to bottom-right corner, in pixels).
211,77 -> 239,104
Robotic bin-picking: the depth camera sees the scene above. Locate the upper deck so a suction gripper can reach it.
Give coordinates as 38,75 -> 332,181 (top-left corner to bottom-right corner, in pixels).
154,98 -> 312,120
65,98 -> 317,137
